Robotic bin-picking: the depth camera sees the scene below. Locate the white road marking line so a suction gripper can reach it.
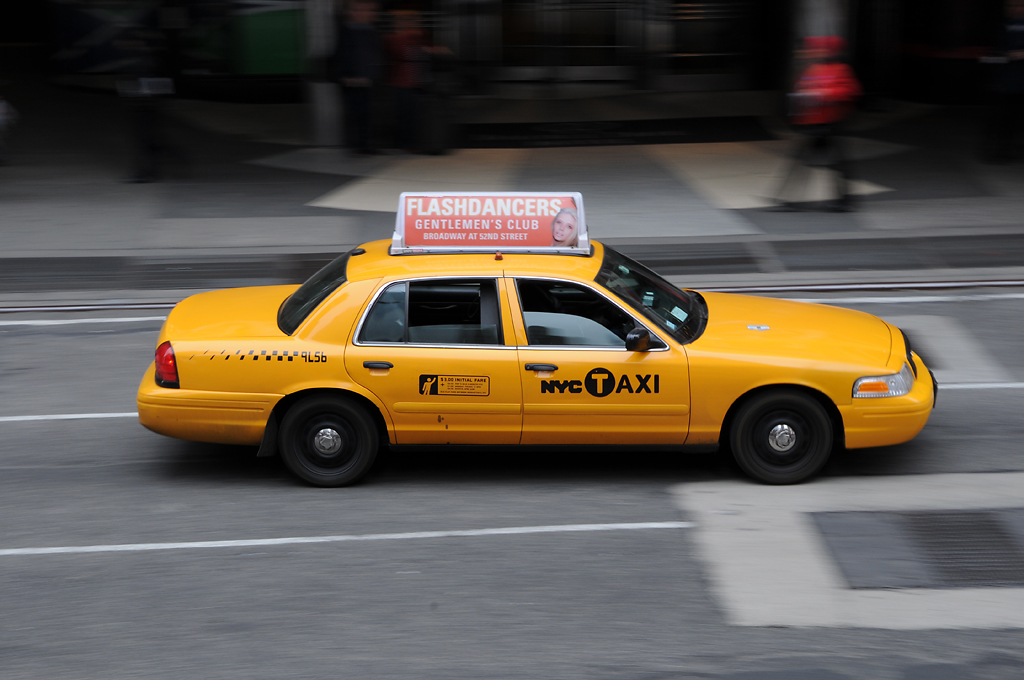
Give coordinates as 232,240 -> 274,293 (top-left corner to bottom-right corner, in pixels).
941,382 -> 1024,390
0,522 -> 693,557
673,473 -> 1024,629
702,280 -> 1024,294
0,377 -> 1022,430
791,293 -> 1024,304
0,412 -> 138,423
0,316 -> 166,327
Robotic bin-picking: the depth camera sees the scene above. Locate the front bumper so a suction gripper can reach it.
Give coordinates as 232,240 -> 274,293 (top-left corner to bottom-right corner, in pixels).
136,363 -> 279,446
840,353 -> 935,449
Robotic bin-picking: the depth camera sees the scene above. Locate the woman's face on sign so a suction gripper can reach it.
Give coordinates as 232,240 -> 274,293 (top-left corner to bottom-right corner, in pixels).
552,212 -> 577,243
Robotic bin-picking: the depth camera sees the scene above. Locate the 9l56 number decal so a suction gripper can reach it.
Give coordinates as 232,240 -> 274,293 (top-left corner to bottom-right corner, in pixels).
301,351 -> 328,363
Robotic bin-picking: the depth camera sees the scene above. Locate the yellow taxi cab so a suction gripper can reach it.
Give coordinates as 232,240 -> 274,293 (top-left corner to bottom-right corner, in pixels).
137,192 -> 935,487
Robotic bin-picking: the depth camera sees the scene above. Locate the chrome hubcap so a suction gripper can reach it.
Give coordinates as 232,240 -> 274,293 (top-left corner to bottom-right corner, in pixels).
313,428 -> 343,456
768,424 -> 796,453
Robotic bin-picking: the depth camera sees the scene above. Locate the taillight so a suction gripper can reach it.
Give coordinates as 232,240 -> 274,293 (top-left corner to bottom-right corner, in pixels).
155,341 -> 179,388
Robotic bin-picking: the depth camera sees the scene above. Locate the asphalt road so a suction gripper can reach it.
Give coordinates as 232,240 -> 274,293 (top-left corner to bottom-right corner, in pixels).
2,291 -> 1024,679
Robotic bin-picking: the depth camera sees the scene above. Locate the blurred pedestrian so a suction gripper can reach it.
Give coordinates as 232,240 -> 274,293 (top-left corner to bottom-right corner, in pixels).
116,22 -> 173,183
984,0 -> 1024,162
334,0 -> 382,154
772,36 -> 863,212
0,95 -> 18,165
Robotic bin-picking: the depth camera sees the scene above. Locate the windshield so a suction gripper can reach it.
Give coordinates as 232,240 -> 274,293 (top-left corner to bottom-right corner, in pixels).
595,245 -> 707,344
277,250 -> 354,335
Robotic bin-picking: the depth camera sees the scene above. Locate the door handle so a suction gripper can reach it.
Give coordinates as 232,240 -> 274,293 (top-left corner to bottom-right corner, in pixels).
525,364 -> 558,372
363,361 -> 393,369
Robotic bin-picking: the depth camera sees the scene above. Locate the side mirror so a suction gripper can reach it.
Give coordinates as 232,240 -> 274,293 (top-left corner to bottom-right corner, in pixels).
625,327 -> 652,352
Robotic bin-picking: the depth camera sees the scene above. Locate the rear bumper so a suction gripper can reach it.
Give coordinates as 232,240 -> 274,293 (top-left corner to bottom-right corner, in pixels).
840,356 -> 935,449
136,363 -> 279,446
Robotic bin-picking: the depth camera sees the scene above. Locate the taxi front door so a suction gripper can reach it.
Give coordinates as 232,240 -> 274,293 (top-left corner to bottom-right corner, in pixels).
506,277 -> 690,446
345,278 -> 522,445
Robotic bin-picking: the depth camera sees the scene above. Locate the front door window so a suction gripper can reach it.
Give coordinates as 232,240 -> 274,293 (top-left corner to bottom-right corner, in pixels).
512,278 -> 687,445
515,278 -> 665,349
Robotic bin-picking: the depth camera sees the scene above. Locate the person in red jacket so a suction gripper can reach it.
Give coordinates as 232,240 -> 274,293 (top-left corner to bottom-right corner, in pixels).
773,36 -> 863,211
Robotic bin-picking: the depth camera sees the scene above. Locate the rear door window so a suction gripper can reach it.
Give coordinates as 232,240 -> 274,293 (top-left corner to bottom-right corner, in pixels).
358,279 -> 503,345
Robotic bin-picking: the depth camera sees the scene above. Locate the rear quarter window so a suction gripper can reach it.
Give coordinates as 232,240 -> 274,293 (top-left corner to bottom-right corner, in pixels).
277,251 -> 355,335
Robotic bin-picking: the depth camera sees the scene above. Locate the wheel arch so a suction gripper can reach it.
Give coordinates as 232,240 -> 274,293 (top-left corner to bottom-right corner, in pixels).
719,383 -> 845,452
257,387 -> 392,457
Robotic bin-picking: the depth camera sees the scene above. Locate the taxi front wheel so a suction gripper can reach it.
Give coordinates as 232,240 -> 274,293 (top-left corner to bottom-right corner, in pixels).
279,396 -> 378,487
729,390 -> 832,485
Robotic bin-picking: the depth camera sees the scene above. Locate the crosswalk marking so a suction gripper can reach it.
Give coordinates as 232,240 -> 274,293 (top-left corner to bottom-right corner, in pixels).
673,473 -> 1024,629
886,315 -> 1010,384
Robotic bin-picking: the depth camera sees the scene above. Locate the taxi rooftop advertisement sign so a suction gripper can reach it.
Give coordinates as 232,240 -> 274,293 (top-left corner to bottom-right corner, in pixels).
391,192 -> 589,255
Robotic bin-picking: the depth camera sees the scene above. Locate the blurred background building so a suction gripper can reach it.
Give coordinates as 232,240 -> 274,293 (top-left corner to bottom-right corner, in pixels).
0,1 -> 1002,100
7,1 -> 777,97
0,0 -> 1012,150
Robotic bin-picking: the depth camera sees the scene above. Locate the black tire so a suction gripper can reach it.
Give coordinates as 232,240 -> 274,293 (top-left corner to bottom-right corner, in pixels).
729,390 -> 833,485
279,396 -> 378,487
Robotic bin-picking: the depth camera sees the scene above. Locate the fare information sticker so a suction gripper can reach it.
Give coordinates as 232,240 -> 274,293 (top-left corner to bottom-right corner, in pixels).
391,192 -> 588,255
419,375 -> 490,397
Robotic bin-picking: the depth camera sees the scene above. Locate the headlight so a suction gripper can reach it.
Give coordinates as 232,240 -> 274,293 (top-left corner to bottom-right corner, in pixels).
853,363 -> 915,398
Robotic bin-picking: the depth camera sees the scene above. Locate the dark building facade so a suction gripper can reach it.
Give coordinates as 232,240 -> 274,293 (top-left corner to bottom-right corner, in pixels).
5,0 -> 1009,102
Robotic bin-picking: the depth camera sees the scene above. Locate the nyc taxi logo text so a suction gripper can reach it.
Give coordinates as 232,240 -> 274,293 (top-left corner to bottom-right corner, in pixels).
541,368 -> 660,397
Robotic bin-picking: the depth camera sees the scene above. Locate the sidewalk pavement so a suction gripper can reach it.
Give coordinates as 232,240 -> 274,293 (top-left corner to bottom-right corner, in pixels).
2,80 -> 1024,304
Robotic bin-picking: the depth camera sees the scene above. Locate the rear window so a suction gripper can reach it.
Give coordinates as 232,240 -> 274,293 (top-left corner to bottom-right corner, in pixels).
277,250 -> 355,335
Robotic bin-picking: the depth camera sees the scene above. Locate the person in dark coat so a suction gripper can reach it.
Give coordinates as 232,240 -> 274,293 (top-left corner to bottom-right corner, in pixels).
386,9 -> 428,151
0,95 -> 17,165
116,23 -> 165,182
987,0 -> 1024,162
334,0 -> 382,153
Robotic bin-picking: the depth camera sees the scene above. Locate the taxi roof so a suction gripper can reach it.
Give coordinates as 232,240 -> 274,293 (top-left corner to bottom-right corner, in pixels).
345,238 -> 607,283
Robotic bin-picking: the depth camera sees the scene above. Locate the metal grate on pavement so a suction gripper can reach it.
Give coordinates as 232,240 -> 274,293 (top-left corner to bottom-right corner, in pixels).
812,509 -> 1024,589
900,510 -> 1024,588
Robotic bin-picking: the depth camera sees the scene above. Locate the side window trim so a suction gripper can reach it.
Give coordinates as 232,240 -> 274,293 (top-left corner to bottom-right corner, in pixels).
402,279 -> 411,343
354,276 -> 512,348
511,276 -> 670,351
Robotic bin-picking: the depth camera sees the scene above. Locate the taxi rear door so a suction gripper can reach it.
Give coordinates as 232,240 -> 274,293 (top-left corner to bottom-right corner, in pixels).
345,277 -> 522,445
506,277 -> 690,445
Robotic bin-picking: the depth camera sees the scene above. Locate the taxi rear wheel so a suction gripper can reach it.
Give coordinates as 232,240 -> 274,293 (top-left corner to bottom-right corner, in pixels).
279,396 -> 378,487
729,390 -> 833,485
